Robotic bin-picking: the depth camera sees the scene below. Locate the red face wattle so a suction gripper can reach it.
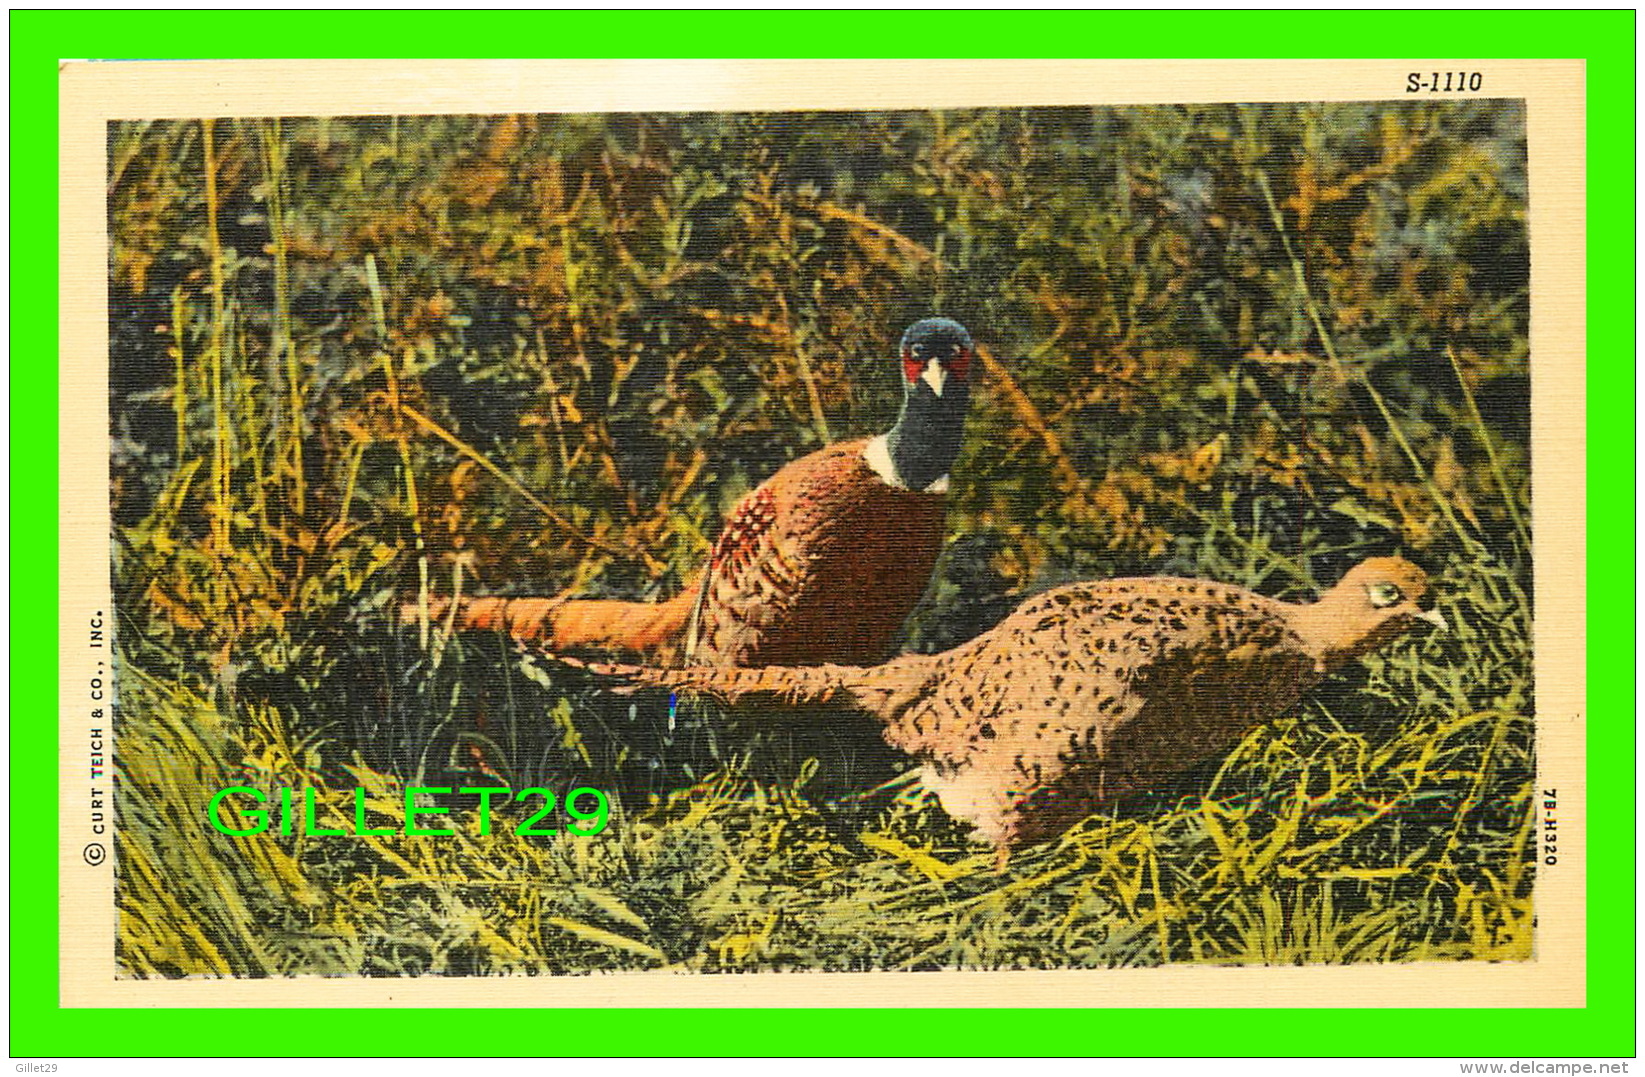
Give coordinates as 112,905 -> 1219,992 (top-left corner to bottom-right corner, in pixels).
902,348 -> 924,385
902,343 -> 973,385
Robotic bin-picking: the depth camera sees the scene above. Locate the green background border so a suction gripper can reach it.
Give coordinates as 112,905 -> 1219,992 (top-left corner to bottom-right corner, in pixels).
11,9 -> 1635,1059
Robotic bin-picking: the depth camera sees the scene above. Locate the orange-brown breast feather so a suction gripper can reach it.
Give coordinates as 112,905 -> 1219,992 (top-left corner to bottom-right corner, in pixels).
688,438 -> 947,667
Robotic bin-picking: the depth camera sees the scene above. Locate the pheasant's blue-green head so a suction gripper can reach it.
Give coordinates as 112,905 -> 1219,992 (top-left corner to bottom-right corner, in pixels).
881,317 -> 975,493
899,317 -> 974,399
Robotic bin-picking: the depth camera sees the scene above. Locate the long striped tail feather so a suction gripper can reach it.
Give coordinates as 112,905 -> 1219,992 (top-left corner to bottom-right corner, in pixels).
404,583 -> 697,663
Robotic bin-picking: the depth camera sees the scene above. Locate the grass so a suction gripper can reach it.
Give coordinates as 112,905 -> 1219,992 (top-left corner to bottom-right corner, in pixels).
114,543 -> 1534,976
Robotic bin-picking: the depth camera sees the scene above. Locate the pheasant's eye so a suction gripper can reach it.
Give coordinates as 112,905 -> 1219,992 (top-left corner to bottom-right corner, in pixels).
910,344 -> 924,358
1368,582 -> 1403,608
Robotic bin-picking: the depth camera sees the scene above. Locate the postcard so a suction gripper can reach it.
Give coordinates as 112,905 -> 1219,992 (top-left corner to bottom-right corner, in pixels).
59,58 -> 1584,1008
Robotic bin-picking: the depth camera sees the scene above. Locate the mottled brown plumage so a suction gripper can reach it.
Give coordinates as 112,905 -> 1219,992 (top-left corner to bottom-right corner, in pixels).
420,318 -> 975,667
564,557 -> 1446,857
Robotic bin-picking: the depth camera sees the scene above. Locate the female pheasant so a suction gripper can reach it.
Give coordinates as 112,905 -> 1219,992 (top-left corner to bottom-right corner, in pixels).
432,317 -> 976,668
560,557 -> 1447,858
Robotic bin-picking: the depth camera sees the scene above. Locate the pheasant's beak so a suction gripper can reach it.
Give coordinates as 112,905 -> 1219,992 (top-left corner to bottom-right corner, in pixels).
1415,607 -> 1449,631
921,358 -> 948,397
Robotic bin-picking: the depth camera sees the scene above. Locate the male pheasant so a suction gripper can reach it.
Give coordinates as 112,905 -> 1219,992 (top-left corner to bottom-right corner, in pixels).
430,317 -> 976,667
559,557 -> 1447,858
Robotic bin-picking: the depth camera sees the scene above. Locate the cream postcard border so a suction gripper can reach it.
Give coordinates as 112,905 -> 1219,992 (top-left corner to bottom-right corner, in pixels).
59,58 -> 1585,1008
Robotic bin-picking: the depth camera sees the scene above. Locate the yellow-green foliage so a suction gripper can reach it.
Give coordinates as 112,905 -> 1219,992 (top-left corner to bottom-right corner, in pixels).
109,103 -> 1533,975
116,624 -> 1531,974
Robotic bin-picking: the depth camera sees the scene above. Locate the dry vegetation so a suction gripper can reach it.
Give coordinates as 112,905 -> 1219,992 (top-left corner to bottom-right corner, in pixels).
109,103 -> 1534,975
